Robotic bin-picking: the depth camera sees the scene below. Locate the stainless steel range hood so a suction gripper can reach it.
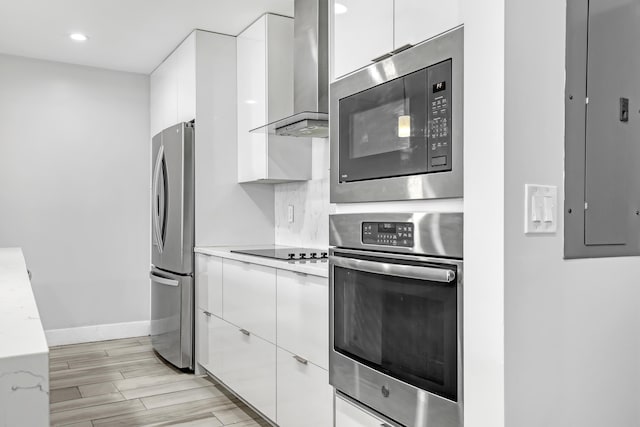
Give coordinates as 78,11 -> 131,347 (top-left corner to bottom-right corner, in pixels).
251,0 -> 329,138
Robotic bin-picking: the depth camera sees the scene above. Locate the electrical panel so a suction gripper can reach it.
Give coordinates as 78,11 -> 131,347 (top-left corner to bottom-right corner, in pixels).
565,0 -> 640,258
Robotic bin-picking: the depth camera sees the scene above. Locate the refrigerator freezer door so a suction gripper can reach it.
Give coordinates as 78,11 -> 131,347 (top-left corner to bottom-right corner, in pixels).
151,123 -> 195,275
150,268 -> 193,369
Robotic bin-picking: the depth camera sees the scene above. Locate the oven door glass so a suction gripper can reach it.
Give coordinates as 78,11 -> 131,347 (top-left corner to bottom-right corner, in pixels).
338,60 -> 452,183
333,261 -> 457,401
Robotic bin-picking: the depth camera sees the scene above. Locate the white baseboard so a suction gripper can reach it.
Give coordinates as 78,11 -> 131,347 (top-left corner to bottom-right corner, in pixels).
45,320 -> 150,347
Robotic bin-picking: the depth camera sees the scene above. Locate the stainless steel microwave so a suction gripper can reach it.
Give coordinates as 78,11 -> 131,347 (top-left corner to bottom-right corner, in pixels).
330,27 -> 463,203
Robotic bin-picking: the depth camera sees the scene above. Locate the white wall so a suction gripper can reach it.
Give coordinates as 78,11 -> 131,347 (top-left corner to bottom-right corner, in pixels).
504,1 -> 640,426
194,30 -> 275,247
275,138 -> 329,248
0,54 -> 150,333
462,0 -> 506,426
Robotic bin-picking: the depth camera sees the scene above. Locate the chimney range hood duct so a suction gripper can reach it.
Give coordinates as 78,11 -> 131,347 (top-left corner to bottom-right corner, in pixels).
250,0 -> 329,138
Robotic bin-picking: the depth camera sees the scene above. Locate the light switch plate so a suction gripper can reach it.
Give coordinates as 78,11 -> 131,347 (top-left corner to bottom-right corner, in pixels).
525,184 -> 558,234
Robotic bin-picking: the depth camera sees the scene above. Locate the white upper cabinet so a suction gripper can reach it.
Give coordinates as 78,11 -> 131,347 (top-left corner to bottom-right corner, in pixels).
237,15 -> 269,183
394,0 -> 463,48
237,14 -> 312,183
150,52 -> 177,137
175,33 -> 196,125
332,0 -> 394,80
150,32 -> 196,137
332,0 -> 463,80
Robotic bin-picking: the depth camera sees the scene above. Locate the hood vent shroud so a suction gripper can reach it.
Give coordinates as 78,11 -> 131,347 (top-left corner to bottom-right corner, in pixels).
251,0 -> 329,138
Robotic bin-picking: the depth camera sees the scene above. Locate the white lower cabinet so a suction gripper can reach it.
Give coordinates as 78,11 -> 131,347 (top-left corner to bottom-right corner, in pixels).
223,259 -> 276,343
196,309 -> 212,372
277,270 -> 329,369
195,254 -> 222,316
196,254 -> 331,426
276,347 -> 333,427
210,315 -> 277,421
335,394 -> 387,427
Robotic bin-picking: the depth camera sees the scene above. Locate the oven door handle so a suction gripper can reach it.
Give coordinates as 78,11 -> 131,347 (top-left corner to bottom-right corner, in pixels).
329,255 -> 456,283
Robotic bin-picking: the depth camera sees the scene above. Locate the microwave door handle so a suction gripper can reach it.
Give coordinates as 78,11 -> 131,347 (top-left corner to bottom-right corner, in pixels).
329,255 -> 456,283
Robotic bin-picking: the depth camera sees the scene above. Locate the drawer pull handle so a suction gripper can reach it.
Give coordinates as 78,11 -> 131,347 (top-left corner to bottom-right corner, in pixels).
203,311 -> 212,317
371,53 -> 393,63
295,271 -> 308,277
390,43 -> 413,55
240,328 -> 251,336
293,355 -> 308,365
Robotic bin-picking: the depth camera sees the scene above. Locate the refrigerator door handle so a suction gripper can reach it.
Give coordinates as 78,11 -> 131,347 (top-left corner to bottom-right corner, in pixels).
159,151 -> 168,246
152,145 -> 165,253
149,272 -> 179,287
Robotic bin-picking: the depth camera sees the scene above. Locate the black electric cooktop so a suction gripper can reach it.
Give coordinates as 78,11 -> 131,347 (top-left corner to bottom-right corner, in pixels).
231,247 -> 328,261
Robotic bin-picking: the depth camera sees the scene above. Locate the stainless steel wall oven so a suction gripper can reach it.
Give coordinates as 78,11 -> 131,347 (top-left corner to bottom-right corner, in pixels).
330,27 -> 463,203
329,213 -> 463,427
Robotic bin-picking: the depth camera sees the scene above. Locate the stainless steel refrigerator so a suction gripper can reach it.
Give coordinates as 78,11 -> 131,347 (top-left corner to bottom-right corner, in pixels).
149,122 -> 194,370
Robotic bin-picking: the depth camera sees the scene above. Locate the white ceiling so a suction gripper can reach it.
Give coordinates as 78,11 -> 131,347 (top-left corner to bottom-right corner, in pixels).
0,0 -> 293,74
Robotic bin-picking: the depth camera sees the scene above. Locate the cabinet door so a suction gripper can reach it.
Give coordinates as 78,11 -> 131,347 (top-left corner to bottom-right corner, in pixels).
276,347 -> 333,427
150,65 -> 164,138
223,259 -> 276,342
237,16 -> 268,182
335,395 -> 387,427
160,53 -> 179,131
277,271 -> 328,369
394,0 -> 462,48
176,33 -> 196,124
195,254 -> 222,316
211,316 -> 276,421
195,254 -> 207,311
150,57 -> 177,137
332,0 -> 394,79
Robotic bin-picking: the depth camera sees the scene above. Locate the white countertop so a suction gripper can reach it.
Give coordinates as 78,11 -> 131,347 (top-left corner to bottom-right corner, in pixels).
0,248 -> 49,359
195,245 -> 329,278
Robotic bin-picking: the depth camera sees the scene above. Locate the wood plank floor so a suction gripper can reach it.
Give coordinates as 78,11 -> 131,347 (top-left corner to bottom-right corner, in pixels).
49,336 -> 271,427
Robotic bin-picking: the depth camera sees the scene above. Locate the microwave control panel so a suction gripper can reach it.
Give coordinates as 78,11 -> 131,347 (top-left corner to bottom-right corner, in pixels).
427,59 -> 453,173
362,222 -> 414,247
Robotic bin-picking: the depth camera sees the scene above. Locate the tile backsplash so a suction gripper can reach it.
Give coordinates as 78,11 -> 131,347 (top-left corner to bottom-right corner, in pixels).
275,138 -> 329,248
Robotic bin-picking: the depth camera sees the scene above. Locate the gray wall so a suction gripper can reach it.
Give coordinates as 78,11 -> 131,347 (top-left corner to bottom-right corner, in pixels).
505,1 -> 640,426
0,54 -> 150,331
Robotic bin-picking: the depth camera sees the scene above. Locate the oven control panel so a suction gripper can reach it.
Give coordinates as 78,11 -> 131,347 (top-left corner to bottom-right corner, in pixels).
362,222 -> 414,247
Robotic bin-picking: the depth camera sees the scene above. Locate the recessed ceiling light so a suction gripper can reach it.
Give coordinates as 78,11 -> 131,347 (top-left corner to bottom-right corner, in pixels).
69,33 -> 88,42
245,99 -> 257,104
334,3 -> 348,14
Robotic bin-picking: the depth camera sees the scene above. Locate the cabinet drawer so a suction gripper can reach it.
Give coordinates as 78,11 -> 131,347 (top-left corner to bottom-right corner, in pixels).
196,309 -> 212,372
276,270 -> 328,369
276,347 -> 332,427
195,254 -> 223,316
210,316 -> 276,421
223,259 -> 276,342
335,394 -> 389,427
